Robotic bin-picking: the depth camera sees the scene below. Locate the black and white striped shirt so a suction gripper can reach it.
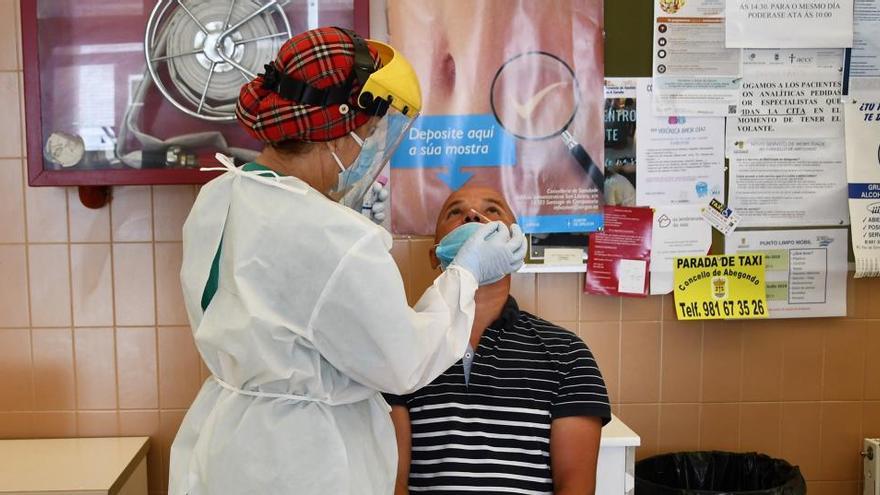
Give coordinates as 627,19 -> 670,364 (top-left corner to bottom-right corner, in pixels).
387,297 -> 611,495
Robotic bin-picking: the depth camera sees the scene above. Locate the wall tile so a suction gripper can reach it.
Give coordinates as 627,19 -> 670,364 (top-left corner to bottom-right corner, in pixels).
68,188 -> 110,242
0,72 -> 21,157
823,321 -> 866,401
31,411 -> 76,438
120,410 -> 163,492
868,325 -> 880,400
618,404 -> 659,460
809,481 -> 860,495
111,186 -> 153,242
158,326 -> 202,409
863,402 -> 880,439
658,404 -> 700,454
702,321 -> 742,402
620,322 -> 661,403
27,244 -> 71,327
660,322 -> 702,403
77,410 -> 119,437
819,402 -> 863,481
741,323 -> 784,402
0,244 -> 29,327
536,273 -> 579,321
70,244 -> 113,327
580,290 -> 620,322
153,186 -> 194,242
0,0 -> 18,71
580,322 -> 620,403
782,402 -> 821,480
155,243 -> 186,326
117,327 -> 158,409
25,186 -> 68,243
389,239 -> 412,303
739,403 -> 782,457
700,403 -> 740,452
113,243 -> 155,326
621,295 -> 662,321
32,328 -> 75,410
509,273 -> 536,314
74,327 -> 117,410
781,322 -> 823,401
0,412 -> 33,438
0,159 -> 24,242
0,328 -> 32,411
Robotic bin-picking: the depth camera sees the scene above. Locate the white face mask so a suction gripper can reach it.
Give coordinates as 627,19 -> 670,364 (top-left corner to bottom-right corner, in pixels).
330,132 -> 366,191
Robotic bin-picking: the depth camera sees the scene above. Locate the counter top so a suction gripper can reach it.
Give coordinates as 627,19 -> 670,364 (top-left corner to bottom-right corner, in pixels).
600,414 -> 641,448
0,437 -> 150,493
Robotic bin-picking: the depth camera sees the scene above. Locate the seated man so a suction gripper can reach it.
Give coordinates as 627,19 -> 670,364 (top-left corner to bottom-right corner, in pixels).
387,186 -> 612,495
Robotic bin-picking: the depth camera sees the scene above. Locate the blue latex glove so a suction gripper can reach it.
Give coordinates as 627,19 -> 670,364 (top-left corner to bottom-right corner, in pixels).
450,221 -> 526,285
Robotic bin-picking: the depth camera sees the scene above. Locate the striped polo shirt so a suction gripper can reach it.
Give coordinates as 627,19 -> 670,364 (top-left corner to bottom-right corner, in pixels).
387,297 -> 611,495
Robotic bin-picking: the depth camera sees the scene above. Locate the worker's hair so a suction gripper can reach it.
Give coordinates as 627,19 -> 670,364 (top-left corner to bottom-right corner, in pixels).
271,139 -> 316,156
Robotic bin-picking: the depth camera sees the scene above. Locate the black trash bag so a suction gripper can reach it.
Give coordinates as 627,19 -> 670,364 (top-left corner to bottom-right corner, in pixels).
635,451 -> 806,495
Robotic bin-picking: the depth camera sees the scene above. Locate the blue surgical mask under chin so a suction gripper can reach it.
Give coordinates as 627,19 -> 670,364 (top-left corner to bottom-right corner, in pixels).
332,131 -> 376,191
435,222 -> 483,270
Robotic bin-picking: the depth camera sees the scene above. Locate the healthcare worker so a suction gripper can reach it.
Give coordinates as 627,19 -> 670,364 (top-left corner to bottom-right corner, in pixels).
168,27 -> 526,495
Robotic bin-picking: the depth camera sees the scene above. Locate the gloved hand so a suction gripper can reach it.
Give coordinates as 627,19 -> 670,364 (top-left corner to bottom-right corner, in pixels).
361,182 -> 389,224
450,221 -> 526,285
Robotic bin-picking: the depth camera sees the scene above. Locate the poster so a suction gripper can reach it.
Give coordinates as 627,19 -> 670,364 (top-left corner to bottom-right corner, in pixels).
673,254 -> 768,320
652,0 -> 742,116
649,206 -> 713,295
845,94 -> 880,277
725,229 -> 848,318
728,138 -> 849,227
725,0 -> 854,48
585,207 -> 653,297
604,79 -> 638,207
728,51 -> 849,227
844,0 -> 880,94
388,0 -> 605,235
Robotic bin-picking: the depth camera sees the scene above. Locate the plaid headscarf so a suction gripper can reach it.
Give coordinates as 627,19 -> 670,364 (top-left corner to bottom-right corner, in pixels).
236,26 -> 380,144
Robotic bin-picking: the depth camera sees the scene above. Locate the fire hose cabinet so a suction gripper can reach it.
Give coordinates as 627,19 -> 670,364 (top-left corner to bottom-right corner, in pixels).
22,0 -> 368,207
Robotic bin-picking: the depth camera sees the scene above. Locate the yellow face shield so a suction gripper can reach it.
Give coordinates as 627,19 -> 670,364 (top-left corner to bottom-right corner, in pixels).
356,40 -> 422,118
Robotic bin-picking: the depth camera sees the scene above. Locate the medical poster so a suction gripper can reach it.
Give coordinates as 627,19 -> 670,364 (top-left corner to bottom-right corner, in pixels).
585,207 -> 653,297
673,254 -> 768,320
725,230 -> 848,318
604,79 -> 638,207
728,138 -> 849,227
652,0 -> 742,117
387,0 -> 605,235
845,94 -> 880,277
844,0 -> 880,94
725,0 -> 854,49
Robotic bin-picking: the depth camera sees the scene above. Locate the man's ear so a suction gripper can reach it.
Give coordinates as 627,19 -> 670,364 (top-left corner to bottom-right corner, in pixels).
429,245 -> 441,270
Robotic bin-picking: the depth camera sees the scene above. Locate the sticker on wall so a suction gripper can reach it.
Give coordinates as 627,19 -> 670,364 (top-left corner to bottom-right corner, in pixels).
673,254 -> 768,320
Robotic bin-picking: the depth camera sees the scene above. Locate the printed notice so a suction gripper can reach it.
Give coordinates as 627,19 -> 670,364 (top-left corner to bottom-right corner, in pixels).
585,206 -> 653,297
650,206 -> 714,295
726,0 -> 854,48
845,93 -> 880,277
844,0 -> 880,94
673,254 -> 769,320
652,0 -> 742,116
725,229 -> 848,318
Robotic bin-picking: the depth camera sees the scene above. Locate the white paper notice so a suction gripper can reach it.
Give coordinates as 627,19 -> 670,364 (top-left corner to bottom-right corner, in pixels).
844,94 -> 880,277
845,0 -> 880,94
650,206 -> 713,294
618,259 -> 648,294
652,0 -> 742,116
635,80 -> 726,206
725,0 -> 854,49
725,229 -> 848,318
728,137 -> 849,227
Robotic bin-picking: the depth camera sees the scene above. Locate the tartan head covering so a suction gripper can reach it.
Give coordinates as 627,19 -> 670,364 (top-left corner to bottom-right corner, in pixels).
235,26 -> 381,145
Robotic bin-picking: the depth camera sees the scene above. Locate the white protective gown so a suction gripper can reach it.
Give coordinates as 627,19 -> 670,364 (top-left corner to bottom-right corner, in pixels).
169,164 -> 476,495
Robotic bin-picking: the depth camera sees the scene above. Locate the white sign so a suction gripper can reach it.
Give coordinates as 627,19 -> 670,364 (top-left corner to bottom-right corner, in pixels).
725,229 -> 848,318
649,206 -> 713,294
652,0 -> 742,116
845,0 -> 880,94
726,0 -> 854,48
845,94 -> 880,277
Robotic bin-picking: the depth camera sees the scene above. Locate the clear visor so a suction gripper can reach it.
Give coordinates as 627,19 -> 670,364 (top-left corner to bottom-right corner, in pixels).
330,107 -> 417,208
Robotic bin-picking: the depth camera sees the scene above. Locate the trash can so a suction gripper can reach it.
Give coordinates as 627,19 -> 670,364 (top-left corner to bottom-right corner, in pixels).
635,451 -> 806,494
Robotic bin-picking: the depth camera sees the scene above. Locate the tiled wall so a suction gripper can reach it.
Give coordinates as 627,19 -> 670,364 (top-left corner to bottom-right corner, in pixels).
1,2 -> 878,494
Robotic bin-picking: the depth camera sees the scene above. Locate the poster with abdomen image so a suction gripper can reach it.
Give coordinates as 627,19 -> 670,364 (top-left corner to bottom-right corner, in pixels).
387,0 -> 605,235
